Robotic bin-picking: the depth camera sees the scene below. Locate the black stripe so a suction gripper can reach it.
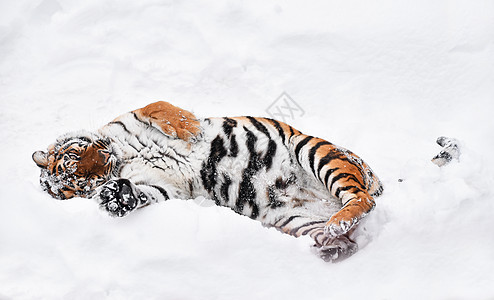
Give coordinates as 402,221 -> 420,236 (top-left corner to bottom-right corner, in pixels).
149,185 -> 170,200
93,140 -> 107,149
244,127 -> 257,152
229,134 -> 238,157
247,117 -> 277,170
279,215 -> 301,227
200,135 -> 228,193
263,140 -> 277,170
309,141 -> 332,177
130,133 -> 148,150
329,173 -> 365,192
251,205 -> 259,220
247,117 -> 271,138
188,180 -> 194,195
152,165 -> 168,173
289,220 -> 326,236
131,111 -> 151,126
323,168 -> 339,187
235,127 -> 261,219
220,174 -> 232,205
222,117 -> 238,137
294,136 -> 313,165
316,150 -> 344,180
57,141 -> 79,159
335,185 -> 361,198
211,191 -> 220,206
159,151 -> 184,166
289,126 -> 295,138
127,141 -> 141,153
77,136 -> 92,144
266,118 -> 286,144
313,231 -> 324,241
108,121 -> 131,134
302,224 -> 323,235
342,197 -> 358,207
222,118 -> 239,157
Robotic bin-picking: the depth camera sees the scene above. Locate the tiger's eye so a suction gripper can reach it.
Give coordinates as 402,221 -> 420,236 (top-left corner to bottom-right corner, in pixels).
66,153 -> 79,160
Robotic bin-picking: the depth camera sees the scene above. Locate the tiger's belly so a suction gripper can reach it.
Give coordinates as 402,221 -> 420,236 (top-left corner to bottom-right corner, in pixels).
203,155 -> 339,223
108,116 -> 340,224
196,118 -> 337,222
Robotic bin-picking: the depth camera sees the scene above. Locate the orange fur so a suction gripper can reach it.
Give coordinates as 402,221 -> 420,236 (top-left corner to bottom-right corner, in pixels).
326,192 -> 375,227
132,101 -> 201,142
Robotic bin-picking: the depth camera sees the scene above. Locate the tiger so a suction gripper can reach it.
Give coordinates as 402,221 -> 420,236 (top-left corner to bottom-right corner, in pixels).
32,101 -> 383,262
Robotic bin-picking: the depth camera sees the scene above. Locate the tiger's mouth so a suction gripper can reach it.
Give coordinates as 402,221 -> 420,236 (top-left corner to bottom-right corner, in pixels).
39,168 -> 80,200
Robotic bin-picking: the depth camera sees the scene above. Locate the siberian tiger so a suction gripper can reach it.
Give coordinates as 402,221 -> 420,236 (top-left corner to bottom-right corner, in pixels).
32,101 -> 383,262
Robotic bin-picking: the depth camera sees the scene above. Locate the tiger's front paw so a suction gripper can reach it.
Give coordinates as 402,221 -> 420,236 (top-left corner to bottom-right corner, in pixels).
324,213 -> 358,237
97,179 -> 144,217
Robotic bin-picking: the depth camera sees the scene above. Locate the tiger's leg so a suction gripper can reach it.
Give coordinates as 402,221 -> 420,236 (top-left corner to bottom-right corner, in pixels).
290,134 -> 382,238
325,189 -> 376,237
272,211 -> 358,262
93,178 -> 173,217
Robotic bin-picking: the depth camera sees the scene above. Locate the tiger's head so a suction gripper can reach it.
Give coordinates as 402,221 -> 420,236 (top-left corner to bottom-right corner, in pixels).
32,131 -> 121,200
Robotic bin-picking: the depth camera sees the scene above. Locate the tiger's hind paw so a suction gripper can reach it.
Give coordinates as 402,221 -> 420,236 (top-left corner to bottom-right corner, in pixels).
432,136 -> 460,167
312,236 -> 358,263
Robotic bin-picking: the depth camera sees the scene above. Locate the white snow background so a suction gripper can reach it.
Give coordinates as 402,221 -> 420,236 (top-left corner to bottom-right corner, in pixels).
1,0 -> 494,299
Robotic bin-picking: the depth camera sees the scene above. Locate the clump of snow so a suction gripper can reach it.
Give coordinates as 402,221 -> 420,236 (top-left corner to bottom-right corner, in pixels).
1,0 -> 494,299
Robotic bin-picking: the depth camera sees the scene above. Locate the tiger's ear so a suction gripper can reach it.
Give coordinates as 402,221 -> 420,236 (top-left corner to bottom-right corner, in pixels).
32,151 -> 49,168
132,101 -> 201,142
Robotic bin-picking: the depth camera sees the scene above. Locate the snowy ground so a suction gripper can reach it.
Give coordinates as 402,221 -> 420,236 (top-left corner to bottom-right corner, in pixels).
1,0 -> 494,299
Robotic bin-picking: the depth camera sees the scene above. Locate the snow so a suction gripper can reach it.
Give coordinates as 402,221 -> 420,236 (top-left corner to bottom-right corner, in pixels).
1,0 -> 494,299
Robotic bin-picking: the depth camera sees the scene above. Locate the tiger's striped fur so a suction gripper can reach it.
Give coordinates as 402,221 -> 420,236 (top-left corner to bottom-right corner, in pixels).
33,101 -> 383,262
